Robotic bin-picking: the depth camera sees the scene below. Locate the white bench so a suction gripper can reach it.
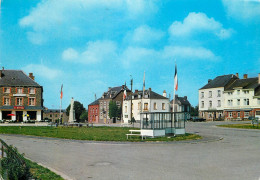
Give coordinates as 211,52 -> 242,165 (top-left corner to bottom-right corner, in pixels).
126,130 -> 145,140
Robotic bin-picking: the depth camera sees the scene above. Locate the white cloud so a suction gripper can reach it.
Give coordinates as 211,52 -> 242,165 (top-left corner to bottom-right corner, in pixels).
162,46 -> 217,60
23,64 -> 63,80
169,12 -> 233,39
125,25 -> 164,45
222,0 -> 260,21
62,40 -> 118,64
19,0 -> 158,44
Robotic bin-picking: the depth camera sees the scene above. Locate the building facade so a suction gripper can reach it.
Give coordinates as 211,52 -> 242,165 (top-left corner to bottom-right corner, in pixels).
43,108 -> 69,123
98,85 -> 131,123
171,95 -> 191,119
88,98 -> 99,123
0,69 -> 44,122
223,74 -> 260,120
123,88 -> 170,123
199,74 -> 238,121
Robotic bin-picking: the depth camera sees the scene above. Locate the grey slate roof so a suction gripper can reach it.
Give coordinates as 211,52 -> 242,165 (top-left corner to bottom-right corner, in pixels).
89,98 -> 100,106
102,86 -> 130,100
0,106 -> 44,110
126,89 -> 168,100
225,78 -> 259,90
0,70 -> 41,87
171,96 -> 190,106
200,74 -> 238,90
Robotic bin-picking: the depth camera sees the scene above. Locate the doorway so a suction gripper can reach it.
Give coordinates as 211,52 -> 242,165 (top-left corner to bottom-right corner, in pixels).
16,111 -> 23,122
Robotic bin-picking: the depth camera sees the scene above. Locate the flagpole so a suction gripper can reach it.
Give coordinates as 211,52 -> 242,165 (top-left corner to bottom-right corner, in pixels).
59,84 -> 63,125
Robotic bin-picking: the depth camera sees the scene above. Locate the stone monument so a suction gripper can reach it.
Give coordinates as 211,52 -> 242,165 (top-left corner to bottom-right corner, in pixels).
69,97 -> 76,123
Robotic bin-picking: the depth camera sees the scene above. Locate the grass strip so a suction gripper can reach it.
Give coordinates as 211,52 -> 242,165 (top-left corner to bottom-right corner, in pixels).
0,126 -> 201,142
25,158 -> 63,180
217,123 -> 260,130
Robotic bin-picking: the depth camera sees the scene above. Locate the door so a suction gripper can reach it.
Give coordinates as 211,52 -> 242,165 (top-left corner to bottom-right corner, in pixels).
16,111 -> 23,122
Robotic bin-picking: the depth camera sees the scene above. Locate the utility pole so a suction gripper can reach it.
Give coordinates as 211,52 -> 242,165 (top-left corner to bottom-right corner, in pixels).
130,77 -> 133,124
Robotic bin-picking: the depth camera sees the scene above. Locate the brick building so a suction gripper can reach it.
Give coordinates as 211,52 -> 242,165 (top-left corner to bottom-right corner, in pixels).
0,68 -> 44,122
88,98 -> 99,123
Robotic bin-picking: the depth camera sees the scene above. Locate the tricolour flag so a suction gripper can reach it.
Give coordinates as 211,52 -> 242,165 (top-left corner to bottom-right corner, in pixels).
143,71 -> 145,97
60,84 -> 63,99
174,64 -> 178,91
123,82 -> 127,100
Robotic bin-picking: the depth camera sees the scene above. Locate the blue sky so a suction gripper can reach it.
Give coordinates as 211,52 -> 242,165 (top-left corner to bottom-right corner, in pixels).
0,0 -> 260,108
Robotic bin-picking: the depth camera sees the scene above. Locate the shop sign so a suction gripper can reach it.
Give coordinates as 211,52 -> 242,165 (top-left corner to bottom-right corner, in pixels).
14,106 -> 24,110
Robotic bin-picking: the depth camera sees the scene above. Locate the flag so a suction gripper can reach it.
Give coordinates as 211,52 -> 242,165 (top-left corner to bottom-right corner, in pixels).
174,64 -> 178,91
143,71 -> 145,97
123,82 -> 127,100
60,84 -> 63,99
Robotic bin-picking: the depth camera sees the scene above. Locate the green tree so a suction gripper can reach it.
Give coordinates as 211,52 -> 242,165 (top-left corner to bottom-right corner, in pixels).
66,101 -> 86,122
109,101 -> 118,119
80,110 -> 88,122
190,105 -> 198,116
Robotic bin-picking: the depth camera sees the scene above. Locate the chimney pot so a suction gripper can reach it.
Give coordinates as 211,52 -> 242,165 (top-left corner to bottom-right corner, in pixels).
2,67 -> 4,70
258,73 -> 260,84
135,89 -> 138,93
184,96 -> 187,100
208,79 -> 212,83
149,88 -> 151,91
236,73 -> 239,78
243,74 -> 248,79
163,90 -> 167,97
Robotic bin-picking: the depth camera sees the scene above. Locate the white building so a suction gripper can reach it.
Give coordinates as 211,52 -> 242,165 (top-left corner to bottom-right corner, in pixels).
223,74 -> 260,120
199,74 -> 238,121
123,88 -> 170,123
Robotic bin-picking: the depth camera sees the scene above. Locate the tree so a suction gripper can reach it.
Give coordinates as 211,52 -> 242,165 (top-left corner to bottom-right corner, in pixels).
109,101 -> 118,119
190,105 -> 198,116
66,101 -> 86,122
80,110 -> 88,122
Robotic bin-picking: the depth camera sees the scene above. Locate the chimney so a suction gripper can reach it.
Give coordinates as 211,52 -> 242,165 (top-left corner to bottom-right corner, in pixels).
184,96 -> 187,100
0,70 -> 2,78
135,89 -> 138,93
243,74 -> 248,79
163,90 -> 167,97
29,73 -> 35,80
258,73 -> 260,84
208,79 -> 212,83
236,73 -> 239,78
108,87 -> 112,91
149,88 -> 151,92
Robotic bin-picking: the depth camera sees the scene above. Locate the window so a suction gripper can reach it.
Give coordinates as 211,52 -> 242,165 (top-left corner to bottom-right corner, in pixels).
237,99 -> 240,105
217,90 -> 221,97
238,112 -> 240,118
144,103 -> 148,110
209,101 -> 212,108
162,103 -> 165,110
154,103 -> 157,110
125,115 -> 128,118
244,112 -> 249,117
138,102 -> 141,110
228,100 -> 233,106
244,99 -> 249,105
243,90 -> 249,94
209,91 -> 212,98
29,88 -> 35,94
228,92 -> 233,95
16,98 -> 23,106
218,100 -> 221,107
237,90 -> 240,95
3,87 -> 10,93
201,92 -> 204,98
258,98 -> 260,105
208,113 -> 212,118
201,101 -> 204,108
50,114 -> 52,118
125,106 -> 127,113
3,97 -> 10,105
229,112 -> 232,117
29,98 -> 36,106
256,111 -> 260,116
17,87 -> 23,94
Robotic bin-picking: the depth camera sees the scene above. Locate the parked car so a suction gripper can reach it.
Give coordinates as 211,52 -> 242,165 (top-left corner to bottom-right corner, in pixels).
190,116 -> 206,122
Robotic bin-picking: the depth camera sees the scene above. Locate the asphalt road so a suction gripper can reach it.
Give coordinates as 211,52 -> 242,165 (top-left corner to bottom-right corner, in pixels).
0,121 -> 260,180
